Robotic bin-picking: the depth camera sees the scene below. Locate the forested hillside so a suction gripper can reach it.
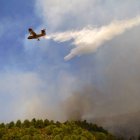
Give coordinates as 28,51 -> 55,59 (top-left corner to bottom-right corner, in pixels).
0,119 -> 117,140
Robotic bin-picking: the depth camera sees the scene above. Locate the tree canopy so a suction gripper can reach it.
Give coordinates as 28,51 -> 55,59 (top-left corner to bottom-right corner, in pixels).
0,119 -> 136,140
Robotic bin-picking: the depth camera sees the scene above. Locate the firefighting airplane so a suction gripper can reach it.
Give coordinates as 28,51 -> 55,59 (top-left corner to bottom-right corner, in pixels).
27,28 -> 46,41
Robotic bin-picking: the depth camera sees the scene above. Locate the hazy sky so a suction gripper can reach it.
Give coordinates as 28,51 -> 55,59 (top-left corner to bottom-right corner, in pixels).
0,2 -> 140,137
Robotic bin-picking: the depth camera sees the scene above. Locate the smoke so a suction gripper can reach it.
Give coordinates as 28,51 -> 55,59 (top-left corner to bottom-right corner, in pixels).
25,0 -> 140,138
62,84 -> 140,138
46,16 -> 140,60
62,86 -> 96,120
40,16 -> 140,138
44,17 -> 140,137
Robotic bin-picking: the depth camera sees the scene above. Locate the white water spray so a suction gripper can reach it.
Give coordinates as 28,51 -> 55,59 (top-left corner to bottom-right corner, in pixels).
45,16 -> 140,60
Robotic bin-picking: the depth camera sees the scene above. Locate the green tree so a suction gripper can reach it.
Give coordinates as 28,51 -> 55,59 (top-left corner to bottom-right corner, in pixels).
73,127 -> 82,135
80,136 -> 88,140
27,126 -> 38,136
63,135 -> 71,140
0,123 -> 5,128
33,134 -> 43,140
0,128 -> 6,139
45,125 -> 56,135
50,120 -> 54,125
71,135 -> 79,140
44,119 -> 49,127
53,134 -> 62,140
8,131 -> 21,140
1,134 -> 9,140
61,124 -> 72,135
23,119 -> 30,128
53,127 -> 63,136
7,121 -> 15,128
35,119 -> 44,128
95,132 -> 107,140
0,118 -> 115,140
21,135 -> 32,140
31,118 -> 36,127
16,120 -> 22,128
82,130 -> 94,139
56,121 -> 61,127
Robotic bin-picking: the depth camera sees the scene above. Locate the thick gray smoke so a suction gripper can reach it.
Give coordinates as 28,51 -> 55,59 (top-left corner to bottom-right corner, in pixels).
34,0 -> 140,138
62,84 -> 140,138
46,16 -> 140,60
41,17 -> 140,138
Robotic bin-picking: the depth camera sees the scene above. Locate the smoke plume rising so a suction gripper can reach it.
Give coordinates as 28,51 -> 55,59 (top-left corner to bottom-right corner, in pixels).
62,84 -> 140,138
46,16 -> 140,60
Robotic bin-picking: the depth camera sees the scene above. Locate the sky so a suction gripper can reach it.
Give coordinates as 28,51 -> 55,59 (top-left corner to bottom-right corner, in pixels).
0,0 -> 140,136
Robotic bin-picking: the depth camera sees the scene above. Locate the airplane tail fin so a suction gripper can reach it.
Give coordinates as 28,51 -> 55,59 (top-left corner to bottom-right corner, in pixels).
41,29 -> 46,35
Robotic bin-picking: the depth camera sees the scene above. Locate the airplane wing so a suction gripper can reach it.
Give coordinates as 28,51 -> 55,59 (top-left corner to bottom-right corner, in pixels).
28,28 -> 37,36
